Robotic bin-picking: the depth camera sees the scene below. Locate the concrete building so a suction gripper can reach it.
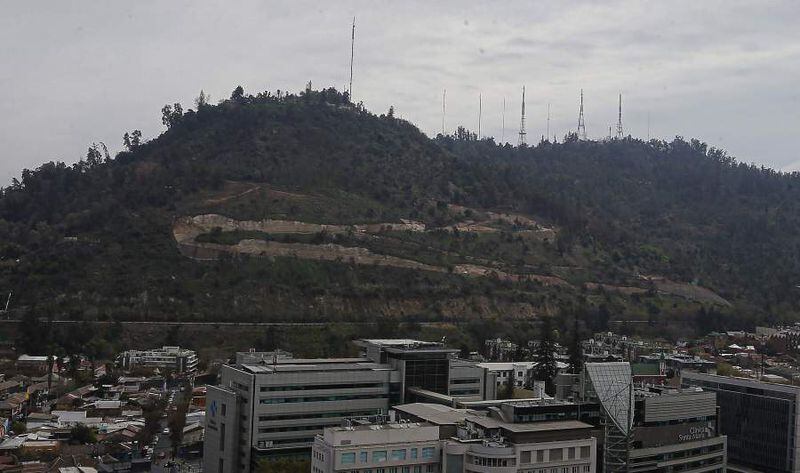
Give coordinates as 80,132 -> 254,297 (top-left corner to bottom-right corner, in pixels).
312,423 -> 441,473
205,356 -> 399,473
314,401 -> 597,473
204,341 -> 499,473
683,371 -> 800,473
630,387 -> 727,472
356,340 -> 497,402
475,362 -> 537,389
117,346 -> 198,374
583,362 -> 727,473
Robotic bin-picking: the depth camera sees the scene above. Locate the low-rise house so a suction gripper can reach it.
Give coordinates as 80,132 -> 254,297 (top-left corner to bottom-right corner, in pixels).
0,393 -> 27,418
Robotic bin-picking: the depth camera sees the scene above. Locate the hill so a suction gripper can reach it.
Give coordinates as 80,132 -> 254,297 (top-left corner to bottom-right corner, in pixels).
1,86 -> 798,353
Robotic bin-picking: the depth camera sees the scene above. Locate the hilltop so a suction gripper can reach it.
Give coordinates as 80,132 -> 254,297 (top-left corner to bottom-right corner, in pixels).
1,86 -> 798,346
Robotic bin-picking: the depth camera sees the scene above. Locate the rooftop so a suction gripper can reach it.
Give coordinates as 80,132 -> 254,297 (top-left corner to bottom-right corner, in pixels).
466,416 -> 593,433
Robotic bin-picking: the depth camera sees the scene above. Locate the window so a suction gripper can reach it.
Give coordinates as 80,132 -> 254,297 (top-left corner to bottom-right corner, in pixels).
219,423 -> 226,451
342,453 -> 356,465
550,449 -> 563,461
391,450 -> 407,461
221,403 -> 227,416
537,451 -> 544,462
218,459 -> 223,473
422,447 -> 435,459
402,467 -> 410,473
580,446 -> 590,459
568,447 -> 576,459
521,451 -> 531,464
373,451 -> 388,463
425,466 -> 435,473
389,468 -> 397,473
413,467 -> 421,473
411,448 -> 418,459
360,452 -> 369,463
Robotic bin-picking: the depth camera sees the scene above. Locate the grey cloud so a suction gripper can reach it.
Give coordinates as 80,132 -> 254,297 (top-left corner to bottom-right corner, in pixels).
0,0 -> 798,183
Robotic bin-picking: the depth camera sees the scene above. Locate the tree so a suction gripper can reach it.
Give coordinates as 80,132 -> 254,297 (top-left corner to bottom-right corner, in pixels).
71,423 -> 97,444
195,90 -> 210,109
123,130 -> 142,151
567,314 -> 583,374
85,145 -> 103,167
387,106 -> 395,119
161,103 -> 183,129
502,369 -> 516,399
231,85 -> 244,101
533,317 -> 558,396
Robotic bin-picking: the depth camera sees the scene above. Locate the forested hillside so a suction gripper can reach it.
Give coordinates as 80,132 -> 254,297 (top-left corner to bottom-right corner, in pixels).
1,86 -> 798,348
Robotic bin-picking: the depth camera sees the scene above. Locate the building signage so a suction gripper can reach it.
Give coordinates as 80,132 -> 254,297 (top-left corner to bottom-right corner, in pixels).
678,426 -> 710,442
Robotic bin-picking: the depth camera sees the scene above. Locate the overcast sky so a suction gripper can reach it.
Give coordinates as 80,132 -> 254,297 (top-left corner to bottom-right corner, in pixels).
1,1 -> 798,184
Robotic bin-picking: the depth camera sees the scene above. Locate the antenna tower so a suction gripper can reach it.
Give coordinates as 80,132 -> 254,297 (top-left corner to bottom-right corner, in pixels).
546,103 -> 551,141
501,98 -> 506,143
577,89 -> 587,140
615,93 -> 624,139
441,89 -> 447,136
478,94 -> 482,139
348,17 -> 355,100
518,86 -> 527,146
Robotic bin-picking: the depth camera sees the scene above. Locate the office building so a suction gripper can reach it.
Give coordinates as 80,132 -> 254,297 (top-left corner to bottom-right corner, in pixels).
584,362 -> 727,473
683,371 -> 800,473
205,340 -> 499,473
205,355 -> 400,473
315,401 -> 598,473
630,387 -> 727,472
356,340 -> 497,402
117,346 -> 198,374
312,423 -> 441,473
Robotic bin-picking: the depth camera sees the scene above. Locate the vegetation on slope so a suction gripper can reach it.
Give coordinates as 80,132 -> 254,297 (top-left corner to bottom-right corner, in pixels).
1,84 -> 798,349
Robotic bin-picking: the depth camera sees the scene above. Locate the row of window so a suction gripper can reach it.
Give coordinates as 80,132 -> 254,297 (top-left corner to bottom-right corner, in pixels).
473,457 -> 512,467
512,466 -> 590,473
260,394 -> 386,404
258,421 -> 342,433
258,409 -> 383,422
519,446 -> 591,464
450,378 -> 481,385
342,447 -> 437,465
331,466 -> 436,473
449,388 -> 480,395
260,382 -> 385,392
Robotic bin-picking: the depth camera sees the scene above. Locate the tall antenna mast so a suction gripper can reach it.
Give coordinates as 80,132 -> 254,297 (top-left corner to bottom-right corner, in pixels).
478,94 -> 482,139
348,17 -> 355,100
501,98 -> 506,143
518,86 -> 527,146
441,89 -> 446,136
577,89 -> 587,140
616,93 -> 624,139
647,112 -> 651,141
546,103 -> 551,141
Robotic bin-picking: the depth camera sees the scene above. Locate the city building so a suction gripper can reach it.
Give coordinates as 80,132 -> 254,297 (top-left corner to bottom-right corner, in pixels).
683,371 -> 800,473
316,401 -> 598,473
584,362 -> 727,473
204,340 -> 499,473
205,355 -> 400,473
630,386 -> 727,472
117,346 -> 198,374
475,361 -> 538,390
312,422 -> 441,473
356,339 -> 497,403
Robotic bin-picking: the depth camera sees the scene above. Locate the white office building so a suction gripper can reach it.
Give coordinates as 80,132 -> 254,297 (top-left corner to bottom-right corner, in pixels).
117,346 -> 198,374
312,423 -> 441,473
